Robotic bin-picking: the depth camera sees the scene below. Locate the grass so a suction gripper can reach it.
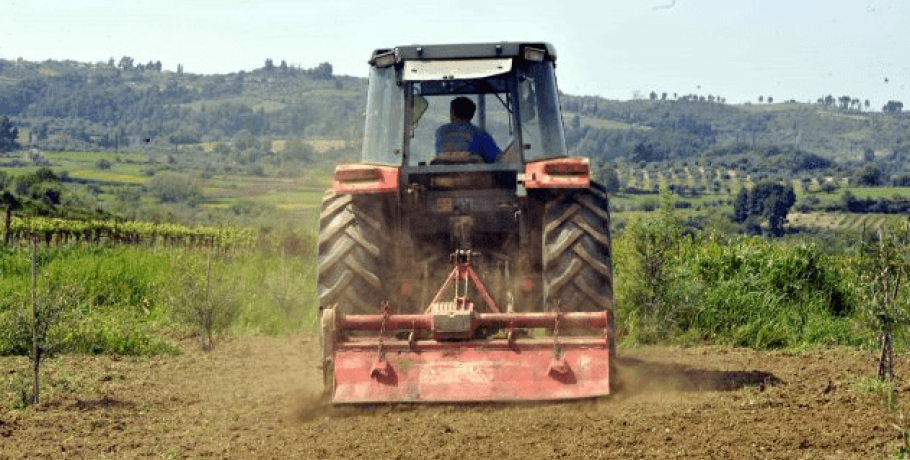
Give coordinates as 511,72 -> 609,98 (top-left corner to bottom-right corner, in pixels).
70,170 -> 149,184
0,242 -> 318,357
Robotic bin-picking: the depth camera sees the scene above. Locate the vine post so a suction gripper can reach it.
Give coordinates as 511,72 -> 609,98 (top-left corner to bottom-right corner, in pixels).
30,238 -> 39,404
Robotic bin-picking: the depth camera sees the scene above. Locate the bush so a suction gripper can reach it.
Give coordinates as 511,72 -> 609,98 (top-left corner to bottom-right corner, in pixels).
145,172 -> 201,203
613,196 -> 860,349
687,239 -> 856,348
613,192 -> 697,344
168,251 -> 242,350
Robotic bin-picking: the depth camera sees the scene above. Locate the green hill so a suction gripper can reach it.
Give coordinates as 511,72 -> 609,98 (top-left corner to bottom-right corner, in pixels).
1,57 -> 908,185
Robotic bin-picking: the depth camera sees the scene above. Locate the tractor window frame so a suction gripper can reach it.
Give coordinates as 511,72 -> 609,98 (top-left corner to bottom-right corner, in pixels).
362,59 -> 567,166
361,66 -> 405,165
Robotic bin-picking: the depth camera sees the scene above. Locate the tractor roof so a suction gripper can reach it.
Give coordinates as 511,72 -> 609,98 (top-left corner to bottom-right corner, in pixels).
369,42 -> 556,67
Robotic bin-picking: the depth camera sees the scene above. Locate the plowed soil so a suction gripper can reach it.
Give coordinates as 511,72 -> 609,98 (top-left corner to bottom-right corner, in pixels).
1,336 -> 907,459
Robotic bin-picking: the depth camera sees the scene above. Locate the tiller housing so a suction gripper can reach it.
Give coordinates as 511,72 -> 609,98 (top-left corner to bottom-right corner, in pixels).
321,250 -> 611,403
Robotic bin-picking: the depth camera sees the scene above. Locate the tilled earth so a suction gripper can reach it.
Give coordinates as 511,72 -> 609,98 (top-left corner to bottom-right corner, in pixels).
1,336 -> 907,459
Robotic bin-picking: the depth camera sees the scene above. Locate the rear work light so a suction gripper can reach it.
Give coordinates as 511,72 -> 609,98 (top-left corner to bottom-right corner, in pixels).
335,168 -> 381,182
371,50 -> 397,68
523,47 -> 546,62
544,162 -> 588,176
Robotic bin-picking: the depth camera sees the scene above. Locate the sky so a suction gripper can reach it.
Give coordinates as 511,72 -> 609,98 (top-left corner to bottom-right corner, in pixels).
2,0 -> 908,108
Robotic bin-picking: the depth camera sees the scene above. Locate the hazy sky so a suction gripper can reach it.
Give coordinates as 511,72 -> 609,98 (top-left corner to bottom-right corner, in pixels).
2,0 -> 908,108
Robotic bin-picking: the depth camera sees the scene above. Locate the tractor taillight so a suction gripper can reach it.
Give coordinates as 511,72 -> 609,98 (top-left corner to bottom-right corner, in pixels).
544,163 -> 588,176
335,168 -> 381,182
524,158 -> 590,189
333,165 -> 399,194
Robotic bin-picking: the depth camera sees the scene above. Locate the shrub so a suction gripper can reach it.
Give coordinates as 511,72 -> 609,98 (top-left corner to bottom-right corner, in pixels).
167,251 -> 242,350
687,239 -> 856,348
145,172 -> 201,203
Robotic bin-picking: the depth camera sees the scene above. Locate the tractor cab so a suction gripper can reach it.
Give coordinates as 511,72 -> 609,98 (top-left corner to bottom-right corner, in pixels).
361,43 -> 568,168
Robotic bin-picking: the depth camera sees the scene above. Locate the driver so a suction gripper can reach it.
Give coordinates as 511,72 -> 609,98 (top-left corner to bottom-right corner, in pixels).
435,97 -> 501,163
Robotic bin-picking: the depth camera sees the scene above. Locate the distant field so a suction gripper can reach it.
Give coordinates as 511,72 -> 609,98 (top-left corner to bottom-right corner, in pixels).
788,212 -> 903,232
70,170 -> 148,184
0,151 -> 334,222
43,151 -> 148,163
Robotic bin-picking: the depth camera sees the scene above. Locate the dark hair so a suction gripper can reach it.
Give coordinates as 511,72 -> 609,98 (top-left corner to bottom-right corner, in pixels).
451,97 -> 476,120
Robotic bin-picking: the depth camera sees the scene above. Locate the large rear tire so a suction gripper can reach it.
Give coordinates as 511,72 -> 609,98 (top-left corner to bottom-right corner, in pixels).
317,192 -> 389,315
542,184 -> 614,355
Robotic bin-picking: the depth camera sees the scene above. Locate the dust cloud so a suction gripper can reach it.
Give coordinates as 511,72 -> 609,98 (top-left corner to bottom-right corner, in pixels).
611,355 -> 780,399
289,390 -> 334,422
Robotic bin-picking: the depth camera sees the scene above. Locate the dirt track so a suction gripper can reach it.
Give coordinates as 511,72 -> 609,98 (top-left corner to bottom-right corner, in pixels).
1,336 -> 906,459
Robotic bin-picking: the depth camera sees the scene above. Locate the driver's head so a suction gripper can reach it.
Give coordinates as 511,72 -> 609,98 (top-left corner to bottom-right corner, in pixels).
450,97 -> 476,122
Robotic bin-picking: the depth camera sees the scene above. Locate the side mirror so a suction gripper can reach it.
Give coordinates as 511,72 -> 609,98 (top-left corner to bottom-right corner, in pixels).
519,79 -> 536,123
412,95 -> 428,127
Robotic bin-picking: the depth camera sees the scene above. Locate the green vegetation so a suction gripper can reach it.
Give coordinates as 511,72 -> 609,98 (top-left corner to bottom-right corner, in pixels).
613,191 -> 892,350
0,242 -> 317,358
0,56 -> 908,379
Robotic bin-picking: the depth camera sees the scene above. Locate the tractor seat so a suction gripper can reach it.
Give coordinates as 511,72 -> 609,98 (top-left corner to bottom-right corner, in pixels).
431,151 -> 484,165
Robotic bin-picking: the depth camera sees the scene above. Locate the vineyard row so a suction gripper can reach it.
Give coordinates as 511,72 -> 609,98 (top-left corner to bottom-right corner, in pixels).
3,216 -> 256,249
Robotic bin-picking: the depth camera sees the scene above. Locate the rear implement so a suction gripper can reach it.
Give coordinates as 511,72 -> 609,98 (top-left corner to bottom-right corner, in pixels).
323,308 -> 611,403
320,250 -> 611,404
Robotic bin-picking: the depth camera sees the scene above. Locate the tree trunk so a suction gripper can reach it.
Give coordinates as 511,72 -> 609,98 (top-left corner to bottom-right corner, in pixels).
32,342 -> 41,405
30,241 -> 40,405
878,331 -> 894,381
4,205 -> 11,245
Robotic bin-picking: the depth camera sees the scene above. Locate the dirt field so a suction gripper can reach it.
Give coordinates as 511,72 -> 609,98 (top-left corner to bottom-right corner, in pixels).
1,336 -> 906,459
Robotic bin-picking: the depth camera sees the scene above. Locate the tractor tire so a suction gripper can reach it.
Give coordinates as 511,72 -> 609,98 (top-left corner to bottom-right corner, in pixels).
317,191 -> 389,315
542,183 -> 614,354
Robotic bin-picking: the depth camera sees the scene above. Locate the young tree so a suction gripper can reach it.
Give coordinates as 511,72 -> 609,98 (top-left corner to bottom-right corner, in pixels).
0,116 -> 19,152
21,244 -> 80,404
859,223 -> 910,380
170,252 -> 241,350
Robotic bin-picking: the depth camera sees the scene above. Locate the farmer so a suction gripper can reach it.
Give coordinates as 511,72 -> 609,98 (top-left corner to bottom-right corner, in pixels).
434,97 -> 500,163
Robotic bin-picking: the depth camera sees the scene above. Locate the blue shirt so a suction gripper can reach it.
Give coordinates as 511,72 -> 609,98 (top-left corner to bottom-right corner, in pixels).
435,122 -> 501,163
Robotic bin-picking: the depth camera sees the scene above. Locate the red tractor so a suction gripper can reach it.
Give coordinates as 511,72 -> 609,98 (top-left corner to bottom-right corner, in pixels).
318,42 -> 613,403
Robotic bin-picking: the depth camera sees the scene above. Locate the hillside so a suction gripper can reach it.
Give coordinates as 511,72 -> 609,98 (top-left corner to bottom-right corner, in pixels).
1,58 -> 907,174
